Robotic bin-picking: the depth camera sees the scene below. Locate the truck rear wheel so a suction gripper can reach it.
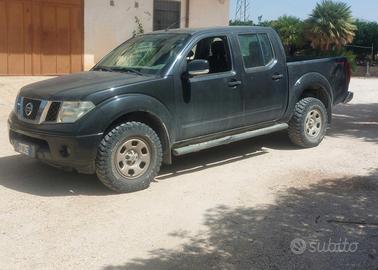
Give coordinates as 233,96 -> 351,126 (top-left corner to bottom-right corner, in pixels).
96,122 -> 163,193
288,97 -> 328,148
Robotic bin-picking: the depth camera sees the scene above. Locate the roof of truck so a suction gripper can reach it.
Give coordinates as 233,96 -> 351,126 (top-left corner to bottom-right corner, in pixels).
150,26 -> 273,35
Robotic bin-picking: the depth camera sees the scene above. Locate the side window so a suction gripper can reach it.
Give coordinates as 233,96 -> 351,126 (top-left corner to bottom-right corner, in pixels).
258,34 -> 274,65
186,36 -> 232,74
238,33 -> 275,68
238,34 -> 263,68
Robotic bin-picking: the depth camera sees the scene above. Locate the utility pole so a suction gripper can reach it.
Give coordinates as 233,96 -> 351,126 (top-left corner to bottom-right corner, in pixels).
243,0 -> 247,21
368,43 -> 374,77
372,43 -> 374,62
235,0 -> 251,22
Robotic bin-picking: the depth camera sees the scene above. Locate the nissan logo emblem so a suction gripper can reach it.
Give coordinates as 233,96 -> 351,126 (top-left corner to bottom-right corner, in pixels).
24,102 -> 34,117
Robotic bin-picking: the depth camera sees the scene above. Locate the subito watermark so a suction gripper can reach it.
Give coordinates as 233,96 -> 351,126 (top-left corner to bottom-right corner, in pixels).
290,238 -> 359,255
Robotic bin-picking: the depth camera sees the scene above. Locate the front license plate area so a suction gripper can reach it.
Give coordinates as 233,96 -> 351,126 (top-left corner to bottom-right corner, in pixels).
14,141 -> 36,158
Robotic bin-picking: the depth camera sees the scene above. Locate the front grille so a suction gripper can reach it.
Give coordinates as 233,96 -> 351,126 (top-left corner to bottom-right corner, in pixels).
45,102 -> 61,122
17,98 -> 63,124
22,98 -> 42,120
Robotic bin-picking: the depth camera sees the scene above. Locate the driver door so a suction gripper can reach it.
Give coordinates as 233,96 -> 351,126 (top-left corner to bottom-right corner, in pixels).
175,34 -> 244,141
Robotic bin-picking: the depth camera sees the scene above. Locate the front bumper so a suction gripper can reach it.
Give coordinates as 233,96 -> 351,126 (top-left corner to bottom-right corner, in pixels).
8,112 -> 103,174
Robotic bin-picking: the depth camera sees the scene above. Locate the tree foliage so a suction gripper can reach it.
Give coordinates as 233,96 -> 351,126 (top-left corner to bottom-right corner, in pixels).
351,20 -> 378,60
132,16 -> 144,37
271,16 -> 305,55
305,0 -> 357,50
229,20 -> 253,26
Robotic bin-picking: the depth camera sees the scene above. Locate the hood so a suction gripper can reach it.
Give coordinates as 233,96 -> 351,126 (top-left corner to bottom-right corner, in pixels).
20,71 -> 154,102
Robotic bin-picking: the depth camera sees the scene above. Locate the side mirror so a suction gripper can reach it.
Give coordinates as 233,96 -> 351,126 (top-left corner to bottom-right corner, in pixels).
187,60 -> 209,76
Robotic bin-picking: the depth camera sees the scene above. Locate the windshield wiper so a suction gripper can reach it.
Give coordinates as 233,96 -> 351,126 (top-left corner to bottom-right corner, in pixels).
92,66 -> 114,72
111,67 -> 144,76
93,66 -> 144,76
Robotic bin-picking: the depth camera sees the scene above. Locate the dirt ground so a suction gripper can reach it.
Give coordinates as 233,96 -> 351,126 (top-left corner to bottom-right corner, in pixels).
0,77 -> 377,270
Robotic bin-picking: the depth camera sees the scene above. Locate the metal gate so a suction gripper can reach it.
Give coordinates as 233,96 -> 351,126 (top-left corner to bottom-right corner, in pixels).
153,0 -> 181,31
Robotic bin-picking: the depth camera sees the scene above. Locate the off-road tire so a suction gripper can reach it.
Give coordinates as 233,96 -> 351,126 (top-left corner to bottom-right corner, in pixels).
96,122 -> 163,193
288,97 -> 328,148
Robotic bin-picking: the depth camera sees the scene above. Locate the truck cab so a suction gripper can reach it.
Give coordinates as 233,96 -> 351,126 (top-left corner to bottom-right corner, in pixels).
172,28 -> 289,140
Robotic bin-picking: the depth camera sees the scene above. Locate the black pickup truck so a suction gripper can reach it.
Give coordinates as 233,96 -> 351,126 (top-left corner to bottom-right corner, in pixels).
8,27 -> 353,193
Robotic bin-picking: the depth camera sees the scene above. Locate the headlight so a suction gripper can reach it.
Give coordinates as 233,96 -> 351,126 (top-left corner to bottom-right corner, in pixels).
57,101 -> 95,123
14,95 -> 21,114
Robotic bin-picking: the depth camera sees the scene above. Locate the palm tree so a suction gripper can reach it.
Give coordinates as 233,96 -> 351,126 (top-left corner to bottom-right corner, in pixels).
271,16 -> 304,55
305,0 -> 357,51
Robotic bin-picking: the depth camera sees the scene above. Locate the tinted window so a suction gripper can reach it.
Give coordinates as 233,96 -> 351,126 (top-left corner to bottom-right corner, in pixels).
259,34 -> 274,65
238,33 -> 274,68
186,36 -> 232,74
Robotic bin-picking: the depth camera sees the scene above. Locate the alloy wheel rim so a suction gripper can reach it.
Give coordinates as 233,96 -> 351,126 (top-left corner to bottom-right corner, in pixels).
114,138 -> 151,179
305,109 -> 322,138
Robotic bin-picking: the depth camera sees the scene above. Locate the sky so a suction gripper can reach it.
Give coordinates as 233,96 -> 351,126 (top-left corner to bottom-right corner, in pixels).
229,0 -> 378,22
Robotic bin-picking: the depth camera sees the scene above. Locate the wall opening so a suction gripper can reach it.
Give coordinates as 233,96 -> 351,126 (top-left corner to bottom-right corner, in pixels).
153,0 -> 181,31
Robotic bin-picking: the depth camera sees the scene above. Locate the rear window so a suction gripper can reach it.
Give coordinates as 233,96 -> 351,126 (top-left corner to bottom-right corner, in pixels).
238,33 -> 275,68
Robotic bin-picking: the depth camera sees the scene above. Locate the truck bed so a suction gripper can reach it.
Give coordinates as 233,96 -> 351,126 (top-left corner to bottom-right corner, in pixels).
287,56 -> 350,105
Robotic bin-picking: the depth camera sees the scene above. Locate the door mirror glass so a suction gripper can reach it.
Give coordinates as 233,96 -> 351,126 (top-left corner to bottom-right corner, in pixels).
187,59 -> 209,76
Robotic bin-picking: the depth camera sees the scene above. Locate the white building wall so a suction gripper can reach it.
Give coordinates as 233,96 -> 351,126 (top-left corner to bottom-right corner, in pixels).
188,0 -> 230,28
84,0 -> 154,70
84,0 -> 230,70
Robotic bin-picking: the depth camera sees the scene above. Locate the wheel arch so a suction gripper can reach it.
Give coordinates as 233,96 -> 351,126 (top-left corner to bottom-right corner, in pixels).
98,94 -> 174,164
289,72 -> 334,124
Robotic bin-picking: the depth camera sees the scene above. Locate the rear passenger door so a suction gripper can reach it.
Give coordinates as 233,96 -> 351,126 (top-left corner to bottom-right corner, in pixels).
237,32 -> 288,125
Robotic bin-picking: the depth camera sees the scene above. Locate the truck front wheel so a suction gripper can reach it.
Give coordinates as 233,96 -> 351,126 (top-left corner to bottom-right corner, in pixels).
96,122 -> 163,193
288,97 -> 328,148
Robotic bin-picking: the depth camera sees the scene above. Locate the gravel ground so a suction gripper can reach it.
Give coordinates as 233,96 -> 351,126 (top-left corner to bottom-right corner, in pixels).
0,77 -> 377,270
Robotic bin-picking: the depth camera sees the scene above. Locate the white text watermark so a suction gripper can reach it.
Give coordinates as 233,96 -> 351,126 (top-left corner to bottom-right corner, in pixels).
290,238 -> 359,255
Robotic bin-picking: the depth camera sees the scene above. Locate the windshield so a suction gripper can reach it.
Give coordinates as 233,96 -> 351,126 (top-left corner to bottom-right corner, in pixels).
94,33 -> 189,75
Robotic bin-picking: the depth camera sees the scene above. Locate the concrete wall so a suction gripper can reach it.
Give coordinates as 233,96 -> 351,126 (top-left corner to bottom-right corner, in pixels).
84,0 -> 154,70
84,0 -> 230,70
187,0 -> 230,28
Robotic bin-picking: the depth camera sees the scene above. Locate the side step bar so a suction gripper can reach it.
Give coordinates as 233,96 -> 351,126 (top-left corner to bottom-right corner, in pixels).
172,123 -> 288,156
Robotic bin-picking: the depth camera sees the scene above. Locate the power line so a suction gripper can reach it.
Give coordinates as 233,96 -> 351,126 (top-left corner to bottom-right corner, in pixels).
345,44 -> 374,60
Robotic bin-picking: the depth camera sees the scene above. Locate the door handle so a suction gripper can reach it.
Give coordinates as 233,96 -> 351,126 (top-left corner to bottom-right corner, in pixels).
228,79 -> 242,88
272,74 -> 284,81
